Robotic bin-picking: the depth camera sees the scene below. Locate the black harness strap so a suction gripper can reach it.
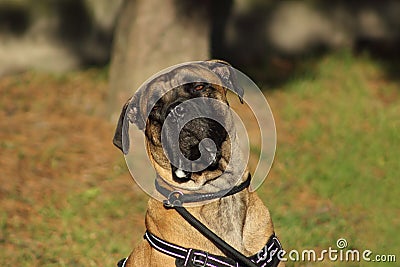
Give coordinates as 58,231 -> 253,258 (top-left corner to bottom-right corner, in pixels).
144,230 -> 282,267
117,258 -> 127,267
117,175 -> 282,267
159,175 -> 257,266
173,206 -> 257,267
145,231 -> 237,267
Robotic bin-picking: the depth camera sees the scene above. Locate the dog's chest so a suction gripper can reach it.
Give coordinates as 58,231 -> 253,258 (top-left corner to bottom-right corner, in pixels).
200,194 -> 247,251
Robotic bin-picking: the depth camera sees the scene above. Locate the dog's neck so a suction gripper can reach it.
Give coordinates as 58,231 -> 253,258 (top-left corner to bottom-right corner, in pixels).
196,188 -> 249,252
154,170 -> 250,205
146,173 -> 252,255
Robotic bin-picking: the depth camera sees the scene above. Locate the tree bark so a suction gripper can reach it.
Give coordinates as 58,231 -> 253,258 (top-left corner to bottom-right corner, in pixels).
108,0 -> 211,121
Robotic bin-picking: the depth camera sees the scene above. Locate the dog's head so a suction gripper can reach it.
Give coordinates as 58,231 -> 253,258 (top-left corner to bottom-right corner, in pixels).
113,60 -> 245,191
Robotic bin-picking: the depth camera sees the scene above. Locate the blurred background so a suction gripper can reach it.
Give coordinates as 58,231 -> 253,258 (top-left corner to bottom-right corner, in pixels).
0,0 -> 399,266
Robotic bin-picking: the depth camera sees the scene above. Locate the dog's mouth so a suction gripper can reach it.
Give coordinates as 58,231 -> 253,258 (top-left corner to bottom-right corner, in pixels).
170,140 -> 221,184
163,117 -> 226,185
171,164 -> 191,182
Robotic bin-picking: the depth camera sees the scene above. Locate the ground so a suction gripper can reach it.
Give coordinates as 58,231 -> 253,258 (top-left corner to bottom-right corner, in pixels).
0,51 -> 398,266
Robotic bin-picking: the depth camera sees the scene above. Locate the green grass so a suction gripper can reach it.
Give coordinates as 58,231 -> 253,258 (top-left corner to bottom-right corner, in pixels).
0,51 -> 398,266
260,50 -> 399,266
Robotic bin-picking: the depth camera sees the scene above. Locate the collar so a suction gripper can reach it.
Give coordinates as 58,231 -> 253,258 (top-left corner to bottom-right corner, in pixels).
155,174 -> 252,207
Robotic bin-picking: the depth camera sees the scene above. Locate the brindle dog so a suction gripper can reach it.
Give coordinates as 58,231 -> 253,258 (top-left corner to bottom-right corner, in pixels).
113,60 -> 284,267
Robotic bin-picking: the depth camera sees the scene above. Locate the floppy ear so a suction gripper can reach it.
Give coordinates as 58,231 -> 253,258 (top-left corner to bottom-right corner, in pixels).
113,95 -> 145,154
202,59 -> 244,103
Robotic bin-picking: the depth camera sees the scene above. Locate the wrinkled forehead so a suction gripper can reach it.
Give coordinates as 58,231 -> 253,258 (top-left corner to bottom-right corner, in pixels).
148,64 -> 222,96
135,63 -> 224,113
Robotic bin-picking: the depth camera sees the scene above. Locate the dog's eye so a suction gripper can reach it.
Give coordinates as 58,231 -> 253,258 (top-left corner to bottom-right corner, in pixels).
151,104 -> 161,112
194,84 -> 205,91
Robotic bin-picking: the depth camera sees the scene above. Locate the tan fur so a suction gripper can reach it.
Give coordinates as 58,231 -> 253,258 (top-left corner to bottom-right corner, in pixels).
124,188 -> 284,266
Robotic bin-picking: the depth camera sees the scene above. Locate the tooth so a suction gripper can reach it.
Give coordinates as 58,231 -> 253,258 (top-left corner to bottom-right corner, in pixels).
175,168 -> 187,178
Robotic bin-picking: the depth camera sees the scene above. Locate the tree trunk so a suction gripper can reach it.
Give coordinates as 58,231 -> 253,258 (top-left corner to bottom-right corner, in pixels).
108,0 -> 211,121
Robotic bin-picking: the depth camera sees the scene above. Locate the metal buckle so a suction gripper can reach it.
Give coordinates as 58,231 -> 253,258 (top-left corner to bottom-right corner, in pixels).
163,190 -> 184,208
191,251 -> 209,267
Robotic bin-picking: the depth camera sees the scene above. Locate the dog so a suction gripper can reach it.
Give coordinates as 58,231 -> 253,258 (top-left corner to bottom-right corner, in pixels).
113,60 -> 284,267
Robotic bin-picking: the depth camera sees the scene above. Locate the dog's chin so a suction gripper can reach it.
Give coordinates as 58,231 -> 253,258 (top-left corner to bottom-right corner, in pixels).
171,164 -> 192,183
170,179 -> 204,191
161,163 -> 223,191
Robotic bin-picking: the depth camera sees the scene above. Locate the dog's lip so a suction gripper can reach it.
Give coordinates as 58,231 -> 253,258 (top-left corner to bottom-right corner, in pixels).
171,164 -> 192,183
169,153 -> 220,184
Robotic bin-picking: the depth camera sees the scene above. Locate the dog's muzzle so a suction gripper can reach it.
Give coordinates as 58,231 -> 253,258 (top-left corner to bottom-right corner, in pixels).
161,101 -> 226,183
